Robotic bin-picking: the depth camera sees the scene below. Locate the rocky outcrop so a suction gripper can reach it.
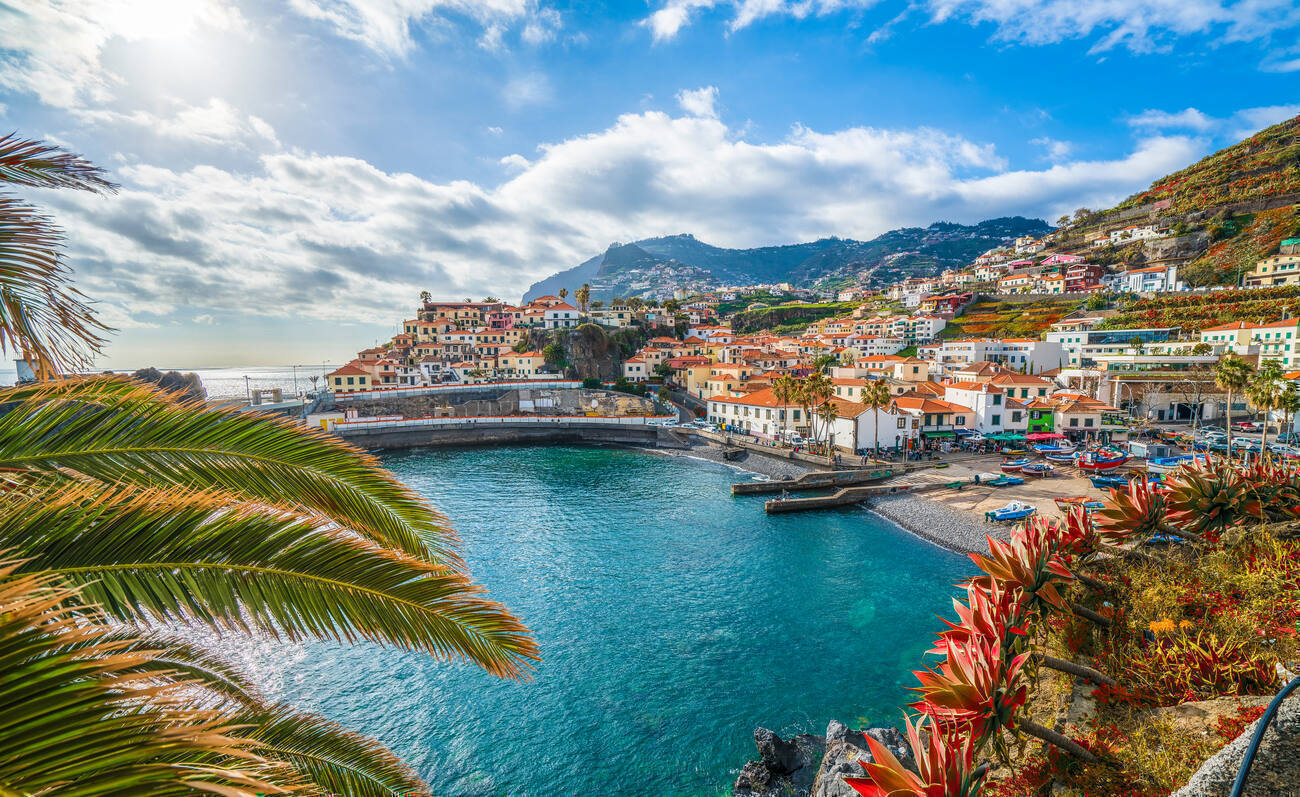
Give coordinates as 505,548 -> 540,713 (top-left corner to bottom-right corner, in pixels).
732,721 -> 914,797
811,721 -> 914,797
733,727 -> 824,797
1173,692 -> 1300,796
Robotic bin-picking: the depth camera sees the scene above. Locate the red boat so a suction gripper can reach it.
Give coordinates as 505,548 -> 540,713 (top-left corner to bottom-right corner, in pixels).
1076,448 -> 1128,471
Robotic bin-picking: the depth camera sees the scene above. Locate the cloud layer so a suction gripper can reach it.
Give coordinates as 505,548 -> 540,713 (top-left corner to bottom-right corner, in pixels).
41,97 -> 1200,326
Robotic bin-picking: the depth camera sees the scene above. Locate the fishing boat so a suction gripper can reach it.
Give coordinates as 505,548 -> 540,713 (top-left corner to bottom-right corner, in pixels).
986,501 -> 1036,522
986,475 -> 1025,487
1031,441 -> 1076,454
1055,496 -> 1105,512
1146,454 -> 1196,473
1021,463 -> 1055,477
1076,448 -> 1128,471
1044,451 -> 1078,464
1000,457 -> 1031,474
1001,447 -> 1028,455
1088,473 -> 1129,489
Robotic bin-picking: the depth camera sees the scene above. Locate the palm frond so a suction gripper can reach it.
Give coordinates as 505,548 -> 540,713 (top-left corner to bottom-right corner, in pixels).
240,703 -> 431,797
0,377 -> 460,565
0,197 -> 109,376
94,628 -> 266,708
0,558 -> 282,797
1,484 -> 539,679
0,133 -> 117,192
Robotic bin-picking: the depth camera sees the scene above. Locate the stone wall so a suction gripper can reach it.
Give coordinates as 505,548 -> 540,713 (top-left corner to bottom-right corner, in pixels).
342,388 -> 656,419
336,421 -> 675,450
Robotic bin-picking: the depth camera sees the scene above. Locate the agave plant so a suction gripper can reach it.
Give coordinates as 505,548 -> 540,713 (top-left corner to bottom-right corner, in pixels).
1096,475 -> 1207,546
842,714 -> 986,797
912,634 -> 1029,744
1235,456 -> 1300,522
1166,459 -> 1262,537
0,134 -> 540,794
970,533 -> 1074,617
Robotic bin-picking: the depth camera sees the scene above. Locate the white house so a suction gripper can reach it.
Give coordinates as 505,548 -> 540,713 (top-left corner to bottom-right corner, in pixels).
1118,264 -> 1182,293
943,382 -> 1010,434
543,302 -> 581,329
1109,225 -> 1168,245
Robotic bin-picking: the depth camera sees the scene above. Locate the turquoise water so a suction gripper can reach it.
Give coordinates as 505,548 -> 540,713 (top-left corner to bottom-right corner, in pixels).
235,446 -> 969,795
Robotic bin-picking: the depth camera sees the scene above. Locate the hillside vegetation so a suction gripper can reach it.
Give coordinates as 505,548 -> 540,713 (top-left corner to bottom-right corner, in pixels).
1107,114 -> 1300,217
1181,205 -> 1300,286
1098,285 -> 1300,331
941,297 -> 1083,339
729,302 -> 856,334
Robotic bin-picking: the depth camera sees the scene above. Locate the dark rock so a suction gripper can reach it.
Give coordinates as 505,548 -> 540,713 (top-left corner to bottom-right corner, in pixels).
812,721 -> 916,797
733,727 -> 826,797
1172,692 -> 1300,796
127,367 -> 206,402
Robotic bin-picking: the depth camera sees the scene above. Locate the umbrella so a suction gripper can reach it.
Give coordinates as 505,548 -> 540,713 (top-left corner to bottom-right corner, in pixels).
1025,432 -> 1066,440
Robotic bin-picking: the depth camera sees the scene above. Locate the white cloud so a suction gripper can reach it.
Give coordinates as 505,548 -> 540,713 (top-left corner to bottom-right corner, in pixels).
75,98 -> 280,149
1262,55 -> 1300,72
502,72 -> 551,108
521,6 -> 562,44
486,125 -> 504,135
0,0 -> 246,110
676,86 -> 719,118
478,22 -> 507,51
643,0 -> 877,40
1030,137 -> 1072,161
644,0 -> 1300,53
193,313 -> 215,325
42,94 -> 1199,326
1125,104 -> 1300,140
1127,108 -> 1217,131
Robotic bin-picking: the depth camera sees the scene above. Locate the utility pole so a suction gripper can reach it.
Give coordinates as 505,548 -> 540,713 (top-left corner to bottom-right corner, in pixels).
244,375 -> 251,403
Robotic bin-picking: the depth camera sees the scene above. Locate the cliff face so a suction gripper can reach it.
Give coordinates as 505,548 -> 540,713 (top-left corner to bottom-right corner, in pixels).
732,721 -> 914,797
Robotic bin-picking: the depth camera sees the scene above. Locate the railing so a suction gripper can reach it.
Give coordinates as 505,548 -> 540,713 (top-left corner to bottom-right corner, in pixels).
334,413 -> 677,432
1229,675 -> 1300,796
333,380 -> 582,400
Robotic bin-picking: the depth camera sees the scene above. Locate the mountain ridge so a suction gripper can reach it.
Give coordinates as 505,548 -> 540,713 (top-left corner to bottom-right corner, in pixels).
521,216 -> 1052,303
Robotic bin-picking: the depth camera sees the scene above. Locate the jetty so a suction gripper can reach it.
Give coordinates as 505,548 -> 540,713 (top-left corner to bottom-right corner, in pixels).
731,468 -> 897,495
763,482 -> 936,514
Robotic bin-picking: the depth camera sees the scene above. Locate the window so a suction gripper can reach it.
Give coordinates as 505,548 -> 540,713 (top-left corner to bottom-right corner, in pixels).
347,377 -> 354,385
1085,418 -> 1094,427
1012,411 -> 1022,422
897,418 -> 906,428
991,414 -> 1001,425
993,394 -> 1002,405
955,416 -> 965,425
1069,417 -> 1079,427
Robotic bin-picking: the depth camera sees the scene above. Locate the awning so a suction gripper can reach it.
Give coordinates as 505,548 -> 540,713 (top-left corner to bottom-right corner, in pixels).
922,431 -> 956,439
987,432 -> 1027,441
1025,432 -> 1066,441
952,428 -> 975,437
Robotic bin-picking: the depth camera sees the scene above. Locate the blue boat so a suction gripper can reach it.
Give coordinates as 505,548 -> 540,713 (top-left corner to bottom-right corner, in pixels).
1147,454 -> 1196,473
986,475 -> 1025,487
1044,451 -> 1078,463
1000,457 -> 1032,474
1089,474 -> 1129,489
986,501 -> 1036,522
1020,463 -> 1056,478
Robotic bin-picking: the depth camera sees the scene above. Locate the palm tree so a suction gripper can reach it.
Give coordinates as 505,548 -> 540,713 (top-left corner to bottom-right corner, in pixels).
575,283 -> 591,313
1279,382 -> 1300,442
1248,360 -> 1285,458
773,374 -> 797,443
802,372 -> 832,448
558,288 -> 568,300
0,135 -> 538,796
1215,355 -> 1254,451
816,400 -> 840,463
863,379 -> 892,461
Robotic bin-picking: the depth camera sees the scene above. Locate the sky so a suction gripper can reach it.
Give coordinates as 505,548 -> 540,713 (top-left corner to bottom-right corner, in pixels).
1,0 -> 1299,368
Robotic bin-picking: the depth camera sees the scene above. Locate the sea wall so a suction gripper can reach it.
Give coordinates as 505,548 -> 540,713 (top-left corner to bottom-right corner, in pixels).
336,420 -> 678,450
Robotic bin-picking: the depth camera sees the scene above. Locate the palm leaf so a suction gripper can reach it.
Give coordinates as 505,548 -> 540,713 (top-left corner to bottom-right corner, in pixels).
0,558 -> 281,797
0,484 -> 539,679
239,704 -> 431,797
0,377 -> 460,565
94,628 -> 266,708
0,133 -> 116,192
0,197 -> 109,377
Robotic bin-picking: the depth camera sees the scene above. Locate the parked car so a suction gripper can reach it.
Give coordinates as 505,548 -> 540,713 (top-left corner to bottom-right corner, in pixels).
1276,431 -> 1300,444
1231,438 -> 1262,451
1231,421 -> 1260,432
1197,425 -> 1226,435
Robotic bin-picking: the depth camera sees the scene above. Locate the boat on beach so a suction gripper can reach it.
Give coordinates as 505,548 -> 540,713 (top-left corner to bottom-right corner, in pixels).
986,501 -> 1037,522
1043,451 -> 1078,464
1076,448 -> 1128,471
1020,463 -> 1055,477
1146,454 -> 1196,473
986,475 -> 1025,486
1000,457 -> 1031,473
1088,474 -> 1130,489
1056,496 -> 1104,512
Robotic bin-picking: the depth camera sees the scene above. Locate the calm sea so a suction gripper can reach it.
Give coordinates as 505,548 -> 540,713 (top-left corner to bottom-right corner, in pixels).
0,365 -> 338,399
220,445 -> 969,796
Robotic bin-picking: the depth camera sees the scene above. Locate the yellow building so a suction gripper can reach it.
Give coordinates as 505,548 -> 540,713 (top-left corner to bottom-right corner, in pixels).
1243,251 -> 1300,287
328,362 -> 372,393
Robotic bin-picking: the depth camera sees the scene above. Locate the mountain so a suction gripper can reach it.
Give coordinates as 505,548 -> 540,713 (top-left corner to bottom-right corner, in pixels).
1101,114 -> 1300,220
521,217 -> 1052,303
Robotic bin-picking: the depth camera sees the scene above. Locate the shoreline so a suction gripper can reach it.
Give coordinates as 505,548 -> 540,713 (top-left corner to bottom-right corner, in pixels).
866,492 -> 1006,555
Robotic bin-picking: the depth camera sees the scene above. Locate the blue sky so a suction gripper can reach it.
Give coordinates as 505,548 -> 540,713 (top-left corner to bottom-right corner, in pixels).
1,0 -> 1298,367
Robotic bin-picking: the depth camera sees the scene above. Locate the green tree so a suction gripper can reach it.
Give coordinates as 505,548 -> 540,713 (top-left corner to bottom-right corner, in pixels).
590,299 -> 604,310
513,337 -> 532,353
813,353 -> 839,373
663,299 -> 681,314
558,288 -> 568,300
1247,359 -> 1285,456
773,374 -> 797,442
1129,336 -> 1147,355
1215,355 -> 1254,450
543,341 -> 566,365
0,136 -> 537,795
627,297 -> 644,311
1191,342 -> 1213,356
816,400 -> 840,463
1279,382 -> 1300,440
863,379 -> 892,459
582,376 -> 601,389
575,283 -> 591,313
1084,292 -> 1107,311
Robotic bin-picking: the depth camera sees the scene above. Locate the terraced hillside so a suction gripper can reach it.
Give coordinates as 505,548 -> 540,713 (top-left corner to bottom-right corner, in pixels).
940,297 -> 1083,339
1098,285 -> 1300,331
